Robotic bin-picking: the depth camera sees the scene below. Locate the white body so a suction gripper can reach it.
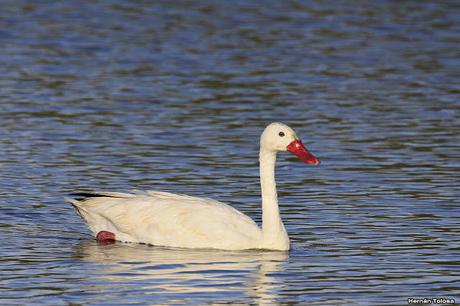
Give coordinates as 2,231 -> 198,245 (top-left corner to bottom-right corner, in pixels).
69,123 -> 316,251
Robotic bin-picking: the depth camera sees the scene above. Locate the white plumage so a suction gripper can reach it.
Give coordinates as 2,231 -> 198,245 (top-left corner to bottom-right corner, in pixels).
68,122 -> 320,251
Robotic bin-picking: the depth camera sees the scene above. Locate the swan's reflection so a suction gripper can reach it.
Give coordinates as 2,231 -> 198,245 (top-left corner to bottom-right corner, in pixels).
74,240 -> 288,304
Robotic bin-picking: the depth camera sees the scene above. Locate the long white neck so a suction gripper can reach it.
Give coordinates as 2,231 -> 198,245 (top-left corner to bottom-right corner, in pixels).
259,147 -> 289,249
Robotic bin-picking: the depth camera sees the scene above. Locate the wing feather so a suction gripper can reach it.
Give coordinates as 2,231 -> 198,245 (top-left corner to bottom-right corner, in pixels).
68,190 -> 262,249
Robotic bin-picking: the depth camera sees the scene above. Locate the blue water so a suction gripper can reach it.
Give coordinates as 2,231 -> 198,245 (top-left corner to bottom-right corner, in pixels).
0,1 -> 459,305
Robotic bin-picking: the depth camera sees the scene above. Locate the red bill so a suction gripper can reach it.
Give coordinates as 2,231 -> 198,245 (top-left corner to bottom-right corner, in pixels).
286,139 -> 320,165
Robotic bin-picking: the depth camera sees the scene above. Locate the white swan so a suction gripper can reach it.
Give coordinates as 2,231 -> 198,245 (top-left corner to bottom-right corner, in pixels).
68,122 -> 320,251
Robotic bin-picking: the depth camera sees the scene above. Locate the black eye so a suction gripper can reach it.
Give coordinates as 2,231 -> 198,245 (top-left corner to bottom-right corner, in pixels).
279,132 -> 285,137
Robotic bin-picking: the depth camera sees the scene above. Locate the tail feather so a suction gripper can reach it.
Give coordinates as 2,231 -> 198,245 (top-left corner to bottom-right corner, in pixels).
65,196 -> 87,220
66,191 -> 131,221
66,191 -> 135,241
66,191 -> 135,221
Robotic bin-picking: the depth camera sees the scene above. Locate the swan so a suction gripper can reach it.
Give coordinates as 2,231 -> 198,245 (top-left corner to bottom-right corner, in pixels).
68,122 -> 320,251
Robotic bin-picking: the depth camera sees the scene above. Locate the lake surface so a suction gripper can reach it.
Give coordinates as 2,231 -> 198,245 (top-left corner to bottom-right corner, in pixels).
1,1 -> 459,305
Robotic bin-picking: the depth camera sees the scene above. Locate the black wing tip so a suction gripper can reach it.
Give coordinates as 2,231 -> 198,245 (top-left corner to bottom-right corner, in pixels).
69,192 -> 129,201
69,192 -> 107,201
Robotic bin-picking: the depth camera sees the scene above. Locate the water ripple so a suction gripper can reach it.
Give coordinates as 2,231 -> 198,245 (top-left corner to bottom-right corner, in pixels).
1,0 -> 459,305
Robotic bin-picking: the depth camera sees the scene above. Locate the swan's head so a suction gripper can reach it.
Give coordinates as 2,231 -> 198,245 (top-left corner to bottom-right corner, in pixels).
261,122 -> 320,165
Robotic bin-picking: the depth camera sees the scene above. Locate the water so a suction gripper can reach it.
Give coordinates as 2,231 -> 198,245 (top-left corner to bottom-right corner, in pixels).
1,1 -> 459,305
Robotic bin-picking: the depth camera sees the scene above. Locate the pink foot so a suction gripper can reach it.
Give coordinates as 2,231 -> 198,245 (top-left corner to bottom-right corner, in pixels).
96,231 -> 116,244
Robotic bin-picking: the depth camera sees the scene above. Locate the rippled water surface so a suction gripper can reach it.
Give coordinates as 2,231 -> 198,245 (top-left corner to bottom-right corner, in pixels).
1,1 -> 459,305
